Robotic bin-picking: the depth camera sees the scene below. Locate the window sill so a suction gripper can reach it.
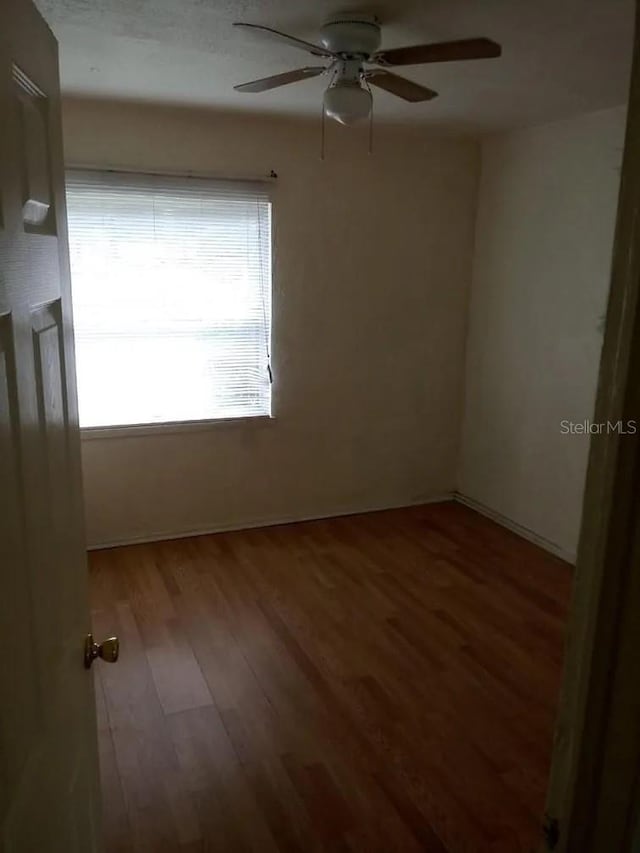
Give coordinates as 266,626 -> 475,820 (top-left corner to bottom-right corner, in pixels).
80,415 -> 273,441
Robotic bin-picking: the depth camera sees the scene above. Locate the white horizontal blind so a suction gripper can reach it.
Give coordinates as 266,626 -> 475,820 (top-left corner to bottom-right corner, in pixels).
65,169 -> 272,428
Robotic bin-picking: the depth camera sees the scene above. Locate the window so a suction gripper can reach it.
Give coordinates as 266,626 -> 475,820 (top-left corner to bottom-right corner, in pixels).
65,169 -> 272,429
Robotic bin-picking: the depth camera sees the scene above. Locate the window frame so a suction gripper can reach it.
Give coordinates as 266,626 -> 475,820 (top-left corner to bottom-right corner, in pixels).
65,165 -> 277,438
79,414 -> 274,441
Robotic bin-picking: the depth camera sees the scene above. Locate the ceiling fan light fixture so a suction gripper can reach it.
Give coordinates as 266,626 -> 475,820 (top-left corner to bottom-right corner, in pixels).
233,19 -> 502,134
323,80 -> 372,125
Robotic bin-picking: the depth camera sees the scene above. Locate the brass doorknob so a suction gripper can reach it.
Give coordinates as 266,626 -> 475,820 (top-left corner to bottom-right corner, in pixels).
84,633 -> 120,669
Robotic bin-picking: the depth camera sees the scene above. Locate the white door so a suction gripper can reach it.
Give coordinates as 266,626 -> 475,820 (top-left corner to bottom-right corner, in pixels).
0,1 -> 102,850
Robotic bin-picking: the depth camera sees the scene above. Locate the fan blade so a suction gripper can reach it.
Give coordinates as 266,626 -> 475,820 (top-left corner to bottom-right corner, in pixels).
233,23 -> 335,58
234,67 -> 326,93
374,37 -> 501,67
365,70 -> 437,102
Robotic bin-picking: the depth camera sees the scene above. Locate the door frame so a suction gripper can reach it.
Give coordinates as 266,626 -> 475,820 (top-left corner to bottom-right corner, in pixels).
542,3 -> 640,850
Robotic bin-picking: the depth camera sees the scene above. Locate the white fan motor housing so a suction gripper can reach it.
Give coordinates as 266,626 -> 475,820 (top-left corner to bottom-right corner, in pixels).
319,15 -> 381,57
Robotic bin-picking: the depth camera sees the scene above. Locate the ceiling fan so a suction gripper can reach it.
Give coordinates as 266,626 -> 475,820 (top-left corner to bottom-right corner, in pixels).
233,15 -> 502,126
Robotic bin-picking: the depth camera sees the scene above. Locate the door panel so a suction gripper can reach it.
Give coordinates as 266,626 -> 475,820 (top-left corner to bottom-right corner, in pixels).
0,311 -> 40,822
0,0 -> 101,850
13,65 -> 54,234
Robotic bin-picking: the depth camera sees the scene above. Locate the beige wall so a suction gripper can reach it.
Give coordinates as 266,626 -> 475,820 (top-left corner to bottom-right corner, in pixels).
458,106 -> 626,561
62,99 -> 480,547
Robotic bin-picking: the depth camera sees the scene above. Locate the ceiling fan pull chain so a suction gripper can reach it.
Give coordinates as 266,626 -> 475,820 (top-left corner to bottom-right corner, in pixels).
320,100 -> 326,161
366,79 -> 374,155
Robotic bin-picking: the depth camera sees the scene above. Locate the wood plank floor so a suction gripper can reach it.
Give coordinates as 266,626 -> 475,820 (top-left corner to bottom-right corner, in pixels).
89,501 -> 572,853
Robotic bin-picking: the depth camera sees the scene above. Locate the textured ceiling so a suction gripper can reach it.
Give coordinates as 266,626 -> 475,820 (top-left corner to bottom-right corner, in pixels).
36,0 -> 635,130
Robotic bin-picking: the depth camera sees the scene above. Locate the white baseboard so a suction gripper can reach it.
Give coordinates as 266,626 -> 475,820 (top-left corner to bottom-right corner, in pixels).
454,492 -> 576,564
86,493 -> 455,551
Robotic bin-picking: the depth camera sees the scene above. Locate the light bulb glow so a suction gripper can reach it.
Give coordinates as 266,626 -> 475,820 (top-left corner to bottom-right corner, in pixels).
323,82 -> 372,126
